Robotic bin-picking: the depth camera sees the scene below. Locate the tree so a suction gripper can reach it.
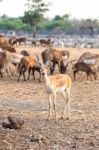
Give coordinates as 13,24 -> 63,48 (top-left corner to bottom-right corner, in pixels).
1,14 -> 8,20
53,15 -> 62,21
80,19 -> 96,36
22,0 -> 51,38
62,14 -> 71,20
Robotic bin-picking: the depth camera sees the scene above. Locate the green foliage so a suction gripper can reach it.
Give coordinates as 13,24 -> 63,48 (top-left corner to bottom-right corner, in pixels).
0,14 -> 99,35
0,17 -> 31,31
23,0 -> 50,27
53,15 -> 62,21
38,15 -> 72,30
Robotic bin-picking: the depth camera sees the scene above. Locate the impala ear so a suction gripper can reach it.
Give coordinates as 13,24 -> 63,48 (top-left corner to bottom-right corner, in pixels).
47,62 -> 53,68
41,63 -> 44,68
0,48 -> 4,52
49,62 -> 53,67
44,61 -> 53,69
62,55 -> 68,60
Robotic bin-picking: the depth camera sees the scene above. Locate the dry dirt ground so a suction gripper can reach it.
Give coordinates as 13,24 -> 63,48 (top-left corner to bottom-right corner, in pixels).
0,46 -> 99,150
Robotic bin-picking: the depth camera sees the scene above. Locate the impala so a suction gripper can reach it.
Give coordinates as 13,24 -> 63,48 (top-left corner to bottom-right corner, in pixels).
42,65 -> 72,121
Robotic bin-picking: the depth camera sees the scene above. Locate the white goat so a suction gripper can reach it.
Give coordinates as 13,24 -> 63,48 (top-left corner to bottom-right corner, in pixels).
0,50 -> 24,76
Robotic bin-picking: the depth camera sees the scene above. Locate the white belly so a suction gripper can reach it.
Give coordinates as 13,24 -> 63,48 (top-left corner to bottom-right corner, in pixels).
46,84 -> 66,94
56,86 -> 66,93
46,84 -> 53,93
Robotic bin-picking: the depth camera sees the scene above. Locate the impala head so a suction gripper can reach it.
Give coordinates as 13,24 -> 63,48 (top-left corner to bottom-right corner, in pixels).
41,62 -> 53,76
41,64 -> 48,76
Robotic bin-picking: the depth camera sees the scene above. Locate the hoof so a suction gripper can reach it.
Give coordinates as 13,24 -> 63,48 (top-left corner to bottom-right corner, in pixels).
58,116 -> 64,120
61,116 -> 70,120
47,116 -> 50,121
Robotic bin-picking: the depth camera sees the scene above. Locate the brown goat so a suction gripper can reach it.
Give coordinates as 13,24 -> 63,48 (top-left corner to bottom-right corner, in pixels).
9,37 -> 17,46
0,34 -> 5,37
73,62 -> 97,80
0,45 -> 16,53
20,50 -> 30,56
17,56 -> 41,82
0,51 -> 6,78
41,48 -> 69,74
0,50 -> 23,77
0,36 -> 10,46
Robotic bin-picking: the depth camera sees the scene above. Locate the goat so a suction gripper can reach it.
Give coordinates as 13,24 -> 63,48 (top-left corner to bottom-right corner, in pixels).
41,48 -> 69,74
0,51 -> 6,78
0,45 -> 16,53
41,65 -> 72,121
0,51 -> 14,77
0,34 -> 5,37
63,52 -> 99,77
9,37 -> 17,46
20,50 -> 39,62
17,56 -> 41,82
32,40 -> 36,47
0,50 -> 24,76
0,36 -> 10,46
9,37 -> 26,46
9,37 -> 18,46
78,52 -> 99,76
19,51 -> 41,80
72,62 -> 97,80
39,38 -> 51,47
20,50 -> 30,56
15,37 -> 26,45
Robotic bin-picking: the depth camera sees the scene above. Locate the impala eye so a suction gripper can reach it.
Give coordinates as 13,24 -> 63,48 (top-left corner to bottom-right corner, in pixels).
42,72 -> 45,76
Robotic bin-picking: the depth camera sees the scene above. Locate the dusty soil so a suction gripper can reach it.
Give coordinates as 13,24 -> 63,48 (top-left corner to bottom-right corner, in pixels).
0,46 -> 99,150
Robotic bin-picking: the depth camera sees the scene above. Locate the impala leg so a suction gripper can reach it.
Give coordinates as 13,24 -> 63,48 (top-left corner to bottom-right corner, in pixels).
47,94 -> 53,120
62,89 -> 71,119
66,88 -> 71,119
62,92 -> 68,119
53,93 -> 58,121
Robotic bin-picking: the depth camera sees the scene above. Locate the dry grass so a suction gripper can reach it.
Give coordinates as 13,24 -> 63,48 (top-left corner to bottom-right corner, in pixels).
0,46 -> 99,150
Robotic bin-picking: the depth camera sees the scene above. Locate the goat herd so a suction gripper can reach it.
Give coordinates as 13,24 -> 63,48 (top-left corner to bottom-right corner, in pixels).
0,39 -> 99,120
0,34 -> 52,47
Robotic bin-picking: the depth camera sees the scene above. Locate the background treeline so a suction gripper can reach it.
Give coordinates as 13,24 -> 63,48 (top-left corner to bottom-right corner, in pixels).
0,14 -> 99,35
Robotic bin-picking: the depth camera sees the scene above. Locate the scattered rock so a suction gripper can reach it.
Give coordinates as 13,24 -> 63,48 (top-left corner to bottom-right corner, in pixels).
2,116 -> 24,130
30,135 -> 39,143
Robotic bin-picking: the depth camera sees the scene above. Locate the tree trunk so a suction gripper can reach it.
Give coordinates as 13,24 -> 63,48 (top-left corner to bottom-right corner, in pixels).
32,25 -> 36,38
